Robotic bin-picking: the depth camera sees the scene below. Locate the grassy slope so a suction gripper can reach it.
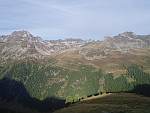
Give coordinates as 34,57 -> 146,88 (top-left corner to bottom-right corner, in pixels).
54,93 -> 150,113
55,48 -> 150,76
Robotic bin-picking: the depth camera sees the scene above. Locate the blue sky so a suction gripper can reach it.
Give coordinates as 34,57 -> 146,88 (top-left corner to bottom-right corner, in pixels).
0,0 -> 150,40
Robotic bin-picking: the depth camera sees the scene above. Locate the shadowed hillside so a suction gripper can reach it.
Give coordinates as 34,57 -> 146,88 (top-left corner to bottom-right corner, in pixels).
0,77 -> 65,113
132,84 -> 150,97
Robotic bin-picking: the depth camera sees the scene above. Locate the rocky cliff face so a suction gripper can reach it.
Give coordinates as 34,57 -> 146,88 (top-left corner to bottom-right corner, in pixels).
0,31 -> 85,61
0,31 -> 50,60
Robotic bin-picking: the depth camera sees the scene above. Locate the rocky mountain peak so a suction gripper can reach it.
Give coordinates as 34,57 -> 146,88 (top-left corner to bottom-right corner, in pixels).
118,32 -> 136,39
0,31 -> 87,60
7,30 -> 43,43
11,30 -> 32,37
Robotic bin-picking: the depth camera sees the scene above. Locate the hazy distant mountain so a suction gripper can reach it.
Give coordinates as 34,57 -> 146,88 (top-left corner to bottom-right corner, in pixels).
79,32 -> 150,60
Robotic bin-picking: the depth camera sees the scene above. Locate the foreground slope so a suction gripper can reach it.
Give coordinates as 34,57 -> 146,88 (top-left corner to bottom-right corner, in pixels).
54,93 -> 150,113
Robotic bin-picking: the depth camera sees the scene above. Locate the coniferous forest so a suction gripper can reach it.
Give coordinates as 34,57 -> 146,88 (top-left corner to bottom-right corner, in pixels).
1,61 -> 150,104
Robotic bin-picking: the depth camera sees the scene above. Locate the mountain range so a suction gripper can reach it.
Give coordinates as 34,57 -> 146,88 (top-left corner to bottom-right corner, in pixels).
0,30 -> 150,102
